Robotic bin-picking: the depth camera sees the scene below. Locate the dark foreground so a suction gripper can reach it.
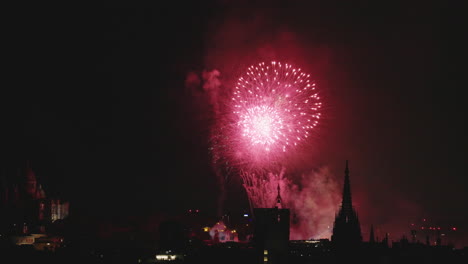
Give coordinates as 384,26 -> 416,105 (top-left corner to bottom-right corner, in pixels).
2,242 -> 468,264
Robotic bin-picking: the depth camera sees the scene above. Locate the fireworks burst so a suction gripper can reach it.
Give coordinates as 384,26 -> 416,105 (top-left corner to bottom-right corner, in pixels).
229,61 -> 322,168
207,61 -> 330,239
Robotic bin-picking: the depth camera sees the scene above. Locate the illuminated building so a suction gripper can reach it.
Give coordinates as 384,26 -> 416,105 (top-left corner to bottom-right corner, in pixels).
0,163 -> 69,235
208,220 -> 239,243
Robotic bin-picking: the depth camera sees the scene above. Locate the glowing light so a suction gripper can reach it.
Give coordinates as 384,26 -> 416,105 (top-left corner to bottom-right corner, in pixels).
229,61 -> 321,166
239,105 -> 284,150
209,61 -> 328,240
155,255 -> 178,261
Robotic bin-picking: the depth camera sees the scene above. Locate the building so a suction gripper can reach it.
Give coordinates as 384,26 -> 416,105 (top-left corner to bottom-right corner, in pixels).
253,184 -> 290,264
331,160 -> 362,250
208,220 -> 239,243
0,162 -> 69,236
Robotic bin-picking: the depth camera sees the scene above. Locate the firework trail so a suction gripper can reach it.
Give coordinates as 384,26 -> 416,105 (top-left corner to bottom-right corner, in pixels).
205,61 -> 333,239
240,166 -> 287,211
213,60 -> 322,188
239,165 -> 340,239
210,61 -> 322,205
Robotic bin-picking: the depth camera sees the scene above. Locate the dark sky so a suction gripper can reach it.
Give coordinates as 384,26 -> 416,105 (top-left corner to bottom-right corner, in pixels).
3,3 -> 466,246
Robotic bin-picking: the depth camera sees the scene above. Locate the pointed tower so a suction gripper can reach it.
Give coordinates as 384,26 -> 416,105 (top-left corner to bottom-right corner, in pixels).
253,183 -> 290,264
274,183 -> 282,209
369,224 -> 375,243
331,160 -> 362,249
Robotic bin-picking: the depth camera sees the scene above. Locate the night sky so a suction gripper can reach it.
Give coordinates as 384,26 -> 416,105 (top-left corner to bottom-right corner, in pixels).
3,3 -> 466,246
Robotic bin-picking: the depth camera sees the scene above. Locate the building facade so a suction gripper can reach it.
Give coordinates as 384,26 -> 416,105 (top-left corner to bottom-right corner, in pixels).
0,163 -> 69,235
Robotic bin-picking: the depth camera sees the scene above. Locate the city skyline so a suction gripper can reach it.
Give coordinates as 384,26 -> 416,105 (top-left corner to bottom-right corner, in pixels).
2,3 -> 466,249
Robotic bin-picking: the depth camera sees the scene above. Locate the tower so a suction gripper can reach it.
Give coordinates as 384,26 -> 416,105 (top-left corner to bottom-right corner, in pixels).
369,224 -> 375,243
274,183 -> 282,209
253,183 -> 290,264
331,160 -> 362,249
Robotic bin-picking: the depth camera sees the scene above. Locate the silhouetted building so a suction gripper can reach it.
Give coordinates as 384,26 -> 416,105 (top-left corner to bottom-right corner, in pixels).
331,160 -> 362,250
253,184 -> 290,264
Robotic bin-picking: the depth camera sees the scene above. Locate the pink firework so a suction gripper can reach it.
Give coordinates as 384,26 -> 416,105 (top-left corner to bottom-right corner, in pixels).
229,61 -> 322,167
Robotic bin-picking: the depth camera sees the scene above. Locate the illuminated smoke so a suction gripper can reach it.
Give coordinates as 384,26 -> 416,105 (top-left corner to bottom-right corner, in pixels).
201,69 -> 229,217
185,71 -> 201,93
205,61 -> 328,235
193,3 -> 342,240
240,167 -> 287,210
184,69 -> 222,116
241,166 -> 340,240
185,69 -> 227,217
287,166 -> 341,240
202,69 -> 222,116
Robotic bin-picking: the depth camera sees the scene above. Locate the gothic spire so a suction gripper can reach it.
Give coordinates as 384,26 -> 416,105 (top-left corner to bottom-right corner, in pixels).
331,160 -> 362,248
342,160 -> 353,210
275,183 -> 282,209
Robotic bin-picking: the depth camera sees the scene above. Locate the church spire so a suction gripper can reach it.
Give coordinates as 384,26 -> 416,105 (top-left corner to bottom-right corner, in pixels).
275,183 -> 282,209
331,160 -> 362,249
342,160 -> 353,210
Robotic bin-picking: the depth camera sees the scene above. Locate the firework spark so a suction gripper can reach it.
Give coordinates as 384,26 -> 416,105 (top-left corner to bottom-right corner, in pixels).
206,61 -> 331,240
228,61 -> 321,168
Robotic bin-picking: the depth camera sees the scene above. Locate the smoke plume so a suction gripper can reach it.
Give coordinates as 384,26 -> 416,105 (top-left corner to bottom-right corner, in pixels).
185,69 -> 227,217
241,166 -> 341,240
